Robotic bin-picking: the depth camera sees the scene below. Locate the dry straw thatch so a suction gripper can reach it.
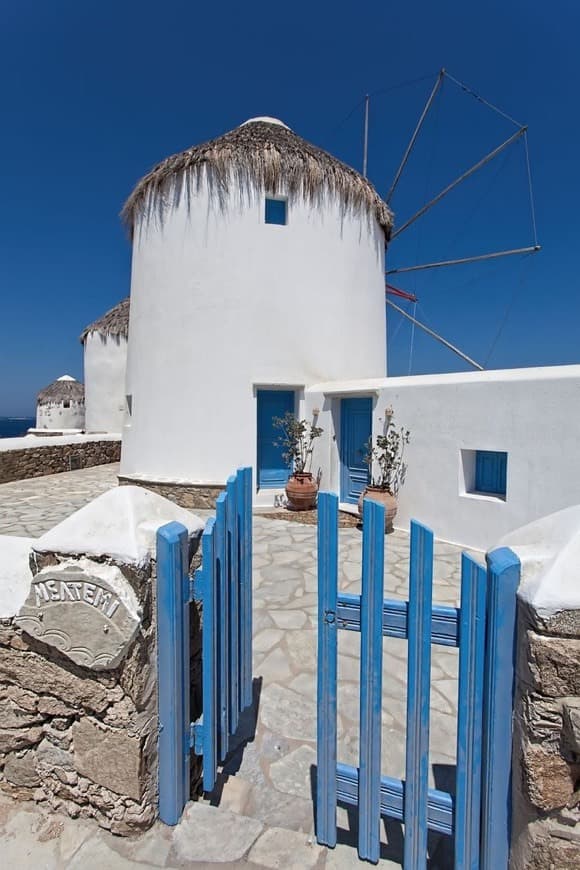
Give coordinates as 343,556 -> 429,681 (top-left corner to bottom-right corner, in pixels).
122,119 -> 394,238
38,376 -> 84,405
80,297 -> 130,344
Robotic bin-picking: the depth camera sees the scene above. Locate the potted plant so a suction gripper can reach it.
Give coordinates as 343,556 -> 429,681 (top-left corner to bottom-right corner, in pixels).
272,412 -> 323,510
359,408 -> 410,531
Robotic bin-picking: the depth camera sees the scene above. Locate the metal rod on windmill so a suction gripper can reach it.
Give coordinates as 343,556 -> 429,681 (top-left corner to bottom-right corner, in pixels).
386,68 -> 445,203
386,298 -> 484,371
362,95 -> 370,178
387,245 -> 541,275
391,126 -> 527,240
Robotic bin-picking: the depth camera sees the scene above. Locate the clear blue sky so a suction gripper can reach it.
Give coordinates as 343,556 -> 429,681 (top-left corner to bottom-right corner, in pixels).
1,1 -> 578,415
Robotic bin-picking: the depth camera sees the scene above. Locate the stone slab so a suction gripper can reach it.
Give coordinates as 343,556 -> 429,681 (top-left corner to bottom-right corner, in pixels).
73,717 -> 143,801
248,827 -> 323,869
170,802 -> 263,863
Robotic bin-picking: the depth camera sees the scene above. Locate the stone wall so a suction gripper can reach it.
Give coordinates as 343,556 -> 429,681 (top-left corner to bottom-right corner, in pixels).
0,439 -> 121,484
0,551 -> 158,834
118,475 -> 223,510
511,601 -> 580,868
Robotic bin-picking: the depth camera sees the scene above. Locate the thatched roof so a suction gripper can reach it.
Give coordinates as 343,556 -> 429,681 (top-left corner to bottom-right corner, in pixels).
38,376 -> 84,405
122,117 -> 394,239
80,298 -> 130,344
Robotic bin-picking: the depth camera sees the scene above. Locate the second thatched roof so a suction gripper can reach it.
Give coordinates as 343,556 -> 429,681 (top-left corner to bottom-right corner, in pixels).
80,298 -> 130,344
38,376 -> 84,405
122,117 -> 394,238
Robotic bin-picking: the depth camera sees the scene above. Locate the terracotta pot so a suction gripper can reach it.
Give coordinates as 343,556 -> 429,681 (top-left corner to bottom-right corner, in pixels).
285,472 -> 318,511
357,486 -> 397,532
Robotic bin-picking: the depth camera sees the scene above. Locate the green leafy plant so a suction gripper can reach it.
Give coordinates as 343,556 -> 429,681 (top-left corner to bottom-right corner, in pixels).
273,412 -> 324,474
362,412 -> 410,495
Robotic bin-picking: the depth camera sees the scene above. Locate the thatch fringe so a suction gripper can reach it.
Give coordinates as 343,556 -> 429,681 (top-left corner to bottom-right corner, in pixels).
122,120 -> 394,238
38,377 -> 84,405
80,298 -> 130,344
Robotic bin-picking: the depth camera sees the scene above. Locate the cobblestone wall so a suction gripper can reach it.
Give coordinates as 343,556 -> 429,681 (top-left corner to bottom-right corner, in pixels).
511,602 -> 580,868
0,439 -> 121,484
118,474 -> 223,509
0,552 -> 160,835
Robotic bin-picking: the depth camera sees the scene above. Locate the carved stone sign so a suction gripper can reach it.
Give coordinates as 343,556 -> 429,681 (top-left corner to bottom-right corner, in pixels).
15,559 -> 141,670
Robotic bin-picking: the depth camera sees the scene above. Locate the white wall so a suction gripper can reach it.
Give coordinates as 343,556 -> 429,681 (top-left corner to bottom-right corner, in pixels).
84,333 -> 128,433
36,400 -> 85,430
306,365 -> 580,551
121,173 -> 386,486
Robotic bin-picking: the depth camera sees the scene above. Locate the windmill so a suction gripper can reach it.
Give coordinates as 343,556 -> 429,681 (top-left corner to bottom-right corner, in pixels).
361,69 -> 540,372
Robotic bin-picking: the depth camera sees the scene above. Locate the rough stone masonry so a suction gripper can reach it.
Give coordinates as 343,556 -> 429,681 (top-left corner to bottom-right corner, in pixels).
0,485 -> 204,836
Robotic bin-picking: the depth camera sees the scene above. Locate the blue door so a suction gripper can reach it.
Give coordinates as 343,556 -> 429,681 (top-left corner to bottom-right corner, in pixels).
340,397 -> 372,504
257,390 -> 295,488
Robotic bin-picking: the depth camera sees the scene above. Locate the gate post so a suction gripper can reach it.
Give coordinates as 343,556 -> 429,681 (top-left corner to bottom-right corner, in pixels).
481,546 -> 520,870
157,521 -> 190,825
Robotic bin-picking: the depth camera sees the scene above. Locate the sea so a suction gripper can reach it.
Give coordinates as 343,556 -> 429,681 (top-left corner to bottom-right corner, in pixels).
0,417 -> 36,438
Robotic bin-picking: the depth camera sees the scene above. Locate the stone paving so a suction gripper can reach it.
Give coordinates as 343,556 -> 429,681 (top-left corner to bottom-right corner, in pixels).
0,466 -> 480,867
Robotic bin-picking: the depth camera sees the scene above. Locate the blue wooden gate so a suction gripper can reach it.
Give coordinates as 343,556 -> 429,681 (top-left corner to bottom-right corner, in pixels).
156,467 -> 253,825
316,493 -> 520,867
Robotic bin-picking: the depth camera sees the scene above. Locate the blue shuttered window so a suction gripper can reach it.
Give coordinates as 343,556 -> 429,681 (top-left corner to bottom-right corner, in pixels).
265,197 -> 287,225
475,450 -> 507,497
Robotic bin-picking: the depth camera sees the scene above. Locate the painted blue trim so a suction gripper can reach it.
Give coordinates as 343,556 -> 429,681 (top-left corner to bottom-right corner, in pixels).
455,554 -> 487,868
156,521 -> 190,825
226,475 -> 239,737
336,763 -> 454,837
265,197 -> 287,225
475,450 -> 507,497
480,547 -> 520,870
404,520 -> 434,869
358,498 -> 385,863
316,492 -> 339,848
198,518 -> 218,791
336,593 -> 459,646
215,493 -> 230,762
237,467 -> 253,710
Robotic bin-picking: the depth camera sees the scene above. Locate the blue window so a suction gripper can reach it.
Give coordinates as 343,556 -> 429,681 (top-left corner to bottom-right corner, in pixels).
475,450 -> 507,497
265,197 -> 287,225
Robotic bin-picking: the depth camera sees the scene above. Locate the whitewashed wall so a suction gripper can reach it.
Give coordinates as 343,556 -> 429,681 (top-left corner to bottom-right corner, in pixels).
84,333 -> 127,433
306,365 -> 580,551
121,173 -> 386,486
36,400 -> 85,430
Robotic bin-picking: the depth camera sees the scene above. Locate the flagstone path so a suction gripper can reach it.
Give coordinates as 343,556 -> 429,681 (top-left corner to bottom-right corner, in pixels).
0,464 -> 481,867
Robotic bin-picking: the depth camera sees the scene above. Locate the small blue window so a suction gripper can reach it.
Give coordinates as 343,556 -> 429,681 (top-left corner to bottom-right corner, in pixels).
265,198 -> 287,225
475,450 -> 507,497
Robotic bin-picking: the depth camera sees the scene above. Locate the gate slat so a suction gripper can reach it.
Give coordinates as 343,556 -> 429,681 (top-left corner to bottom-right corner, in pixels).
226,475 -> 240,736
237,467 -> 253,711
200,518 -> 218,792
455,554 -> 487,869
404,520 -> 434,870
480,547 -> 520,870
316,492 -> 339,848
358,498 -> 385,864
215,492 -> 230,762
156,521 -> 190,825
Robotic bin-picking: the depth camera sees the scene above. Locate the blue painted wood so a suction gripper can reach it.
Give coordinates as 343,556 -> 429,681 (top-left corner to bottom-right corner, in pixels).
156,521 -> 190,825
339,397 -> 372,504
198,518 -> 218,792
358,497 -> 385,863
336,593 -> 459,647
226,475 -> 240,736
265,197 -> 287,225
481,547 -> 520,870
404,520 -> 434,869
237,466 -> 253,710
316,492 -> 339,848
215,493 -> 230,762
455,554 -> 487,869
475,451 -> 507,496
336,763 -> 454,837
257,390 -> 295,488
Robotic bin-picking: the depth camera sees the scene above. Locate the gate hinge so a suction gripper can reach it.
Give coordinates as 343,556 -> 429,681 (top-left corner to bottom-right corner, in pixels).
191,568 -> 204,604
191,719 -> 203,754
323,610 -> 336,625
